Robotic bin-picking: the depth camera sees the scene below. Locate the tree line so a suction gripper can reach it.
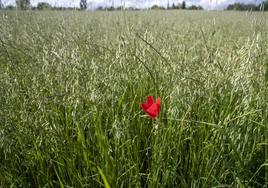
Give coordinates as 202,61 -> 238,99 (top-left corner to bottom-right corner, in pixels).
226,1 -> 268,11
0,0 -> 203,11
0,0 -> 80,10
1,0 -> 268,11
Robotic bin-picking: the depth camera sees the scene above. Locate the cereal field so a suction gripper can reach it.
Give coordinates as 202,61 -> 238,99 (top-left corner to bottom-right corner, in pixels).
0,10 -> 267,187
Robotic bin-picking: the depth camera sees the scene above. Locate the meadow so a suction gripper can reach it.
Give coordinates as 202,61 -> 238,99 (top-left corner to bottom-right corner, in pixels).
0,10 -> 267,187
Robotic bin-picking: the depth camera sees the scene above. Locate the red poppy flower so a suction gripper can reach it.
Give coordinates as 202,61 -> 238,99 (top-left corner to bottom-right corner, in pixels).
140,96 -> 161,119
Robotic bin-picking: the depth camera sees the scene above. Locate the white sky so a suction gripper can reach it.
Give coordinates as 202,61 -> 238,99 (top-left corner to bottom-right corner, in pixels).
2,0 -> 265,10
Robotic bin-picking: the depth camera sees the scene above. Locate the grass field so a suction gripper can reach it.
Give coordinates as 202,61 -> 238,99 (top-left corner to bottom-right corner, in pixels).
0,10 -> 268,187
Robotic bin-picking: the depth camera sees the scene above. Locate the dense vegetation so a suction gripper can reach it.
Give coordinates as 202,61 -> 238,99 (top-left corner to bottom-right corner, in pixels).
226,0 -> 268,11
0,10 -> 267,187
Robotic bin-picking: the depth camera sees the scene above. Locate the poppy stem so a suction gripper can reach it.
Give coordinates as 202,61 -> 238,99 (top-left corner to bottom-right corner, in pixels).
134,54 -> 160,96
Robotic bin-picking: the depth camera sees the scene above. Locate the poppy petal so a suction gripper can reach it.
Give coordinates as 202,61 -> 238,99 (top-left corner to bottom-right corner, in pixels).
140,103 -> 148,111
140,96 -> 161,119
141,96 -> 154,110
146,103 -> 159,119
146,96 -> 154,107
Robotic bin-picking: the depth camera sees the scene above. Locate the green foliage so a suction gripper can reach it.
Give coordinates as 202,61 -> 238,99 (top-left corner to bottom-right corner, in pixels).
5,5 -> 16,10
37,2 -> 51,10
226,1 -> 268,11
226,3 -> 259,11
16,0 -> 31,10
181,1 -> 186,9
0,0 -> 3,9
262,0 -> 268,11
80,0 -> 87,10
151,5 -> 164,10
0,10 -> 267,187
188,5 -> 203,10
169,3 -> 182,10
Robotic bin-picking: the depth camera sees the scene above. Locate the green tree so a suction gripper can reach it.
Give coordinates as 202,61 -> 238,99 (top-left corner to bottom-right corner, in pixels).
0,0 -> 3,9
37,2 -> 51,10
151,5 -> 160,9
6,5 -> 15,10
188,5 -> 203,10
80,0 -> 87,10
262,0 -> 268,10
226,3 -> 258,11
16,0 -> 31,10
182,1 -> 186,9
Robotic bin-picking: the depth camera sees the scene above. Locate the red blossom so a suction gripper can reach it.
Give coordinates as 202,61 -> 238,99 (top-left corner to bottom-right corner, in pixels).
140,96 -> 161,119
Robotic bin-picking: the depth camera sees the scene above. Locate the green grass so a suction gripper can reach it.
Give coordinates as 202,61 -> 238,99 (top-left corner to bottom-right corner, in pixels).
0,10 -> 267,187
